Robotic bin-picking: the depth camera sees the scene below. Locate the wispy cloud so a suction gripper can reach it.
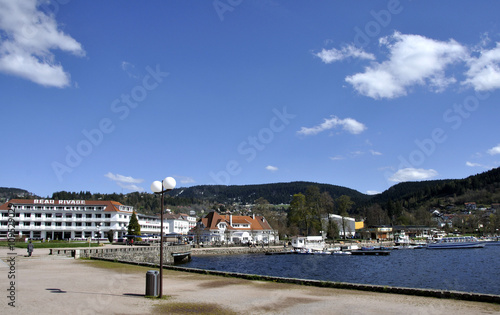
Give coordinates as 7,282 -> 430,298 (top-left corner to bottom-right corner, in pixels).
105,172 -> 144,192
121,61 -> 140,79
265,165 -> 278,172
370,150 -> 382,156
314,44 -> 375,63
173,175 -> 196,184
329,155 -> 345,161
466,161 -> 486,168
0,0 -> 85,87
389,168 -> 438,182
366,190 -> 381,195
297,115 -> 366,136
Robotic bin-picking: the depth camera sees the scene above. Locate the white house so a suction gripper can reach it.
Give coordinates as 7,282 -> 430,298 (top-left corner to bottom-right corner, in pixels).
192,211 -> 278,245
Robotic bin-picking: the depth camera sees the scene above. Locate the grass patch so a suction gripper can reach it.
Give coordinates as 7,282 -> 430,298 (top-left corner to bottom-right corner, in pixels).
78,259 -> 154,273
0,241 -> 101,248
153,302 -> 237,315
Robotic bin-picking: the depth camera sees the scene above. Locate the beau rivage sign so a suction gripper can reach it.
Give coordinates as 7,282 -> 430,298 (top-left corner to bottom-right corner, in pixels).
32,199 -> 86,205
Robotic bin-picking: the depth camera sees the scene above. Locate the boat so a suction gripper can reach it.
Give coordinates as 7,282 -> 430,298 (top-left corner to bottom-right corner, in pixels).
291,235 -> 325,252
426,236 -> 485,249
330,250 -> 352,255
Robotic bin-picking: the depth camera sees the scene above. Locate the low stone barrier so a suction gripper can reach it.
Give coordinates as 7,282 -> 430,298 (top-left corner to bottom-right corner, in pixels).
50,245 -> 191,264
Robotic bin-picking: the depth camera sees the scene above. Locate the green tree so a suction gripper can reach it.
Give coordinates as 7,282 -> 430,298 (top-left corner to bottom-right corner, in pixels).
127,212 -> 141,240
288,193 -> 308,235
305,186 -> 323,235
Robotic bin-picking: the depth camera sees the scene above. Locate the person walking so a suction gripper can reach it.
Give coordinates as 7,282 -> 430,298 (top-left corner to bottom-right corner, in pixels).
27,241 -> 34,257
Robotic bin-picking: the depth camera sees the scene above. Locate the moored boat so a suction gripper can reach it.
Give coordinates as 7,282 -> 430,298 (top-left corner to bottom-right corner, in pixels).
426,236 -> 485,249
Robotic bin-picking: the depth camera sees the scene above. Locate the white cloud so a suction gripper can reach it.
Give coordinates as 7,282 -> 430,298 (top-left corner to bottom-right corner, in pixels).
105,172 -> 143,184
466,161 -> 483,167
265,165 -> 278,172
314,44 -> 375,63
329,155 -> 344,161
0,0 -> 85,87
370,150 -> 382,156
105,172 -> 145,192
121,61 -> 140,79
344,32 -> 467,99
297,115 -> 366,136
463,43 -> 500,91
389,168 -> 438,182
117,183 -> 145,192
487,144 -> 500,155
366,190 -> 381,195
173,175 -> 196,184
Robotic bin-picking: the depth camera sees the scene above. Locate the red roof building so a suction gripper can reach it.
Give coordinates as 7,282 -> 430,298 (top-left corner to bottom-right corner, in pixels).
192,211 -> 277,245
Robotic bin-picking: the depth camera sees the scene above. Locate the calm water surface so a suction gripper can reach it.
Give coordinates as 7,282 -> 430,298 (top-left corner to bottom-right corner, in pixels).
182,245 -> 500,295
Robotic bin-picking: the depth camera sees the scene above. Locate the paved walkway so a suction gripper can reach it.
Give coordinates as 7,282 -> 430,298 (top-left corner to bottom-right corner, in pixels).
1,245 -> 499,315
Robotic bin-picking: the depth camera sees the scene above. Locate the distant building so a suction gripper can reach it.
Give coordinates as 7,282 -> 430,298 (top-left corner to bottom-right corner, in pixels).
328,214 -> 356,238
465,202 -> 477,210
359,226 -> 393,240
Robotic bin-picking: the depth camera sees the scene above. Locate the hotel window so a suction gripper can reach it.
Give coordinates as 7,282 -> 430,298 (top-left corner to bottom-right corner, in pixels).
76,214 -> 82,218
55,222 -> 62,226
75,222 -> 82,226
24,213 -> 31,218
46,214 -> 52,218
95,214 -> 101,218
45,222 -> 52,226
56,213 -> 63,218
23,222 -> 31,226
35,213 -> 42,218
86,214 -> 92,218
35,222 -> 41,226
105,214 -> 111,219
66,222 -> 72,226
85,222 -> 92,227
65,214 -> 72,218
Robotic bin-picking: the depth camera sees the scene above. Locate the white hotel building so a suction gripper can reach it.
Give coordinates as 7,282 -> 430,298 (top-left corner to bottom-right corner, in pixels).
0,199 -> 194,241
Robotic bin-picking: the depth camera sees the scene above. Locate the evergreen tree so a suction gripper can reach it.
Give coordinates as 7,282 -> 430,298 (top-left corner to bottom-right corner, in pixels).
127,212 -> 141,239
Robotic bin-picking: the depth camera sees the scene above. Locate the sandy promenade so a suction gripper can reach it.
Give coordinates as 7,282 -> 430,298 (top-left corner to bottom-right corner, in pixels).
1,246 -> 499,315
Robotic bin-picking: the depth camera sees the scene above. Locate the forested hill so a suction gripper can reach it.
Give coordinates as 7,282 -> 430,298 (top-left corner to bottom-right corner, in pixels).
369,167 -> 500,208
171,181 -> 370,205
0,187 -> 31,203
1,167 -> 499,213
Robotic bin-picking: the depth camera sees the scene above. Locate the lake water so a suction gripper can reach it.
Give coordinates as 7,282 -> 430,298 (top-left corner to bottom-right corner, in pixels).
182,245 -> 500,295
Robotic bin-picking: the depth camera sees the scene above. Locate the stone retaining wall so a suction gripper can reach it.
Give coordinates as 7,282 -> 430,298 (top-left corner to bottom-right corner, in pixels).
51,245 -> 191,265
191,246 -> 283,256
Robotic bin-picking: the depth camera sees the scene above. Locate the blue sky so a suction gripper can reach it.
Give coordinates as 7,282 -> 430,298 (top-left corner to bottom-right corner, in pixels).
1,0 -> 500,198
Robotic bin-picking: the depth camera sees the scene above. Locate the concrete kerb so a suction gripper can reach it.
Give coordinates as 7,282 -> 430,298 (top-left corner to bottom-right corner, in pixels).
88,256 -> 500,305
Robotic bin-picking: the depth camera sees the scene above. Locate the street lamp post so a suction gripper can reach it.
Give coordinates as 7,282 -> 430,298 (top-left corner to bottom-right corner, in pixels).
97,223 -> 102,245
151,177 -> 176,298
